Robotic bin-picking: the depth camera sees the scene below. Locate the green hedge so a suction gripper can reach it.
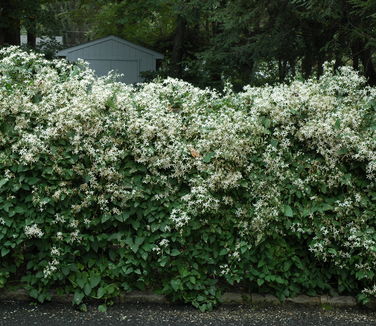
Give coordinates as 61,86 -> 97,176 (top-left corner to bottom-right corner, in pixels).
0,47 -> 375,311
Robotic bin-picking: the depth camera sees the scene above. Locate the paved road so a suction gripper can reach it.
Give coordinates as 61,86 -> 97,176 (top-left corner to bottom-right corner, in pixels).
0,301 -> 375,326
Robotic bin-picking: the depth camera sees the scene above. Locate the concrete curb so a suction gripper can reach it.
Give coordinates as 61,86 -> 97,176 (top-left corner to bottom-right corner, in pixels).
220,293 -> 359,307
0,289 -> 374,309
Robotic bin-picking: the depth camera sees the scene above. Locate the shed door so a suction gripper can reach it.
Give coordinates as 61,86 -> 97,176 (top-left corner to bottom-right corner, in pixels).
111,60 -> 139,84
86,59 -> 111,77
86,59 -> 140,84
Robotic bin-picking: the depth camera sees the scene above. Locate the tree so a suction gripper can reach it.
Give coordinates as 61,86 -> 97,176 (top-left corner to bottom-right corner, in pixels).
0,0 -> 22,46
0,0 -> 60,48
4,0 -> 374,88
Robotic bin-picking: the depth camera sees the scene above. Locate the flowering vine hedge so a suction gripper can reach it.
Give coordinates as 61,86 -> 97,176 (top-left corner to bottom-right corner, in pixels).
0,47 -> 375,311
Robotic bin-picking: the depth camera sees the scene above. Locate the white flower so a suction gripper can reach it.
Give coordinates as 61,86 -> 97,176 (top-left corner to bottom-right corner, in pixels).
24,224 -> 44,238
50,247 -> 60,256
159,239 -> 170,247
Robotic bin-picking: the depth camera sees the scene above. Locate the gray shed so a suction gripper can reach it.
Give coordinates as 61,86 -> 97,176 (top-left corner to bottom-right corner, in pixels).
57,35 -> 164,84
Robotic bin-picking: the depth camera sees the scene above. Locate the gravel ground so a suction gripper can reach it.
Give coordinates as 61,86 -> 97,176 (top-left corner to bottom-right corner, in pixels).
0,301 -> 375,326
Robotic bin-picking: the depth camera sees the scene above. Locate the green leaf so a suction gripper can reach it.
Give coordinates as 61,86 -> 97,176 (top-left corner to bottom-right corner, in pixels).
122,266 -> 133,275
0,179 -> 8,188
98,304 -> 107,312
202,152 -> 215,163
284,205 -> 293,217
170,249 -> 180,256
101,215 -> 111,223
29,288 -> 39,299
130,244 -> 139,253
134,236 -> 145,246
219,248 -> 228,256
14,206 -> 25,214
140,250 -> 148,260
32,93 -> 43,104
76,276 -> 86,289
89,275 -> 101,288
159,256 -> 168,267
142,243 -> 154,252
97,287 -> 106,299
328,248 -> 337,255
40,197 -> 50,205
275,276 -> 285,284
189,276 -> 196,284
263,118 -> 271,128
84,283 -> 92,296
170,279 -> 181,291
73,291 -> 84,305
131,219 -> 140,230
79,304 -> 88,312
338,147 -> 348,155
1,247 -> 10,257
27,177 -> 39,185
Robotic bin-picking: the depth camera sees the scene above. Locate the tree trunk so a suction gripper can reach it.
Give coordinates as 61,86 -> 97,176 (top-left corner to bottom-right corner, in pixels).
4,21 -> 20,46
334,55 -> 343,71
278,59 -> 287,82
27,17 -> 37,48
289,59 -> 296,77
171,15 -> 186,78
27,31 -> 36,48
351,41 -> 360,71
0,28 -> 5,46
302,53 -> 313,79
360,47 -> 376,86
239,60 -> 254,86
316,58 -> 324,78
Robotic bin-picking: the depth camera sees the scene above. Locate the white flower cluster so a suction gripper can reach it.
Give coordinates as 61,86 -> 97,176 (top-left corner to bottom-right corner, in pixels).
24,224 -> 44,238
43,259 -> 59,278
152,238 -> 170,255
1,47 -> 376,294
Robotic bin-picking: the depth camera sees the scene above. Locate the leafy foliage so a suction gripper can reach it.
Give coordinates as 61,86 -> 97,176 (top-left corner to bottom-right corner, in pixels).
0,48 -> 376,311
75,0 -> 376,89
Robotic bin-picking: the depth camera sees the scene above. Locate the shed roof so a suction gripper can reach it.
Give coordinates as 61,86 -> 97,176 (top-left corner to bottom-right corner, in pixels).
57,35 -> 164,59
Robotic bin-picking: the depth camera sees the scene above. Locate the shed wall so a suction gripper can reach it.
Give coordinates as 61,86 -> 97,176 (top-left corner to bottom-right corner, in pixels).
64,39 -> 158,83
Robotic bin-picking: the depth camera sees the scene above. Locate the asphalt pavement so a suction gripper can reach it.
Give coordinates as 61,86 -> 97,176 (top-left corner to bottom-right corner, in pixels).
0,301 -> 375,326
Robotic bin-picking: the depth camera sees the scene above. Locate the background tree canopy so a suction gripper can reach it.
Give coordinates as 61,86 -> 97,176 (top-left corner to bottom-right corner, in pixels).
1,0 -> 375,89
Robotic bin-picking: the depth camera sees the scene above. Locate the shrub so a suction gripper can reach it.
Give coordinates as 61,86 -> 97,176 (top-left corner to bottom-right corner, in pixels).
0,47 -> 375,311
